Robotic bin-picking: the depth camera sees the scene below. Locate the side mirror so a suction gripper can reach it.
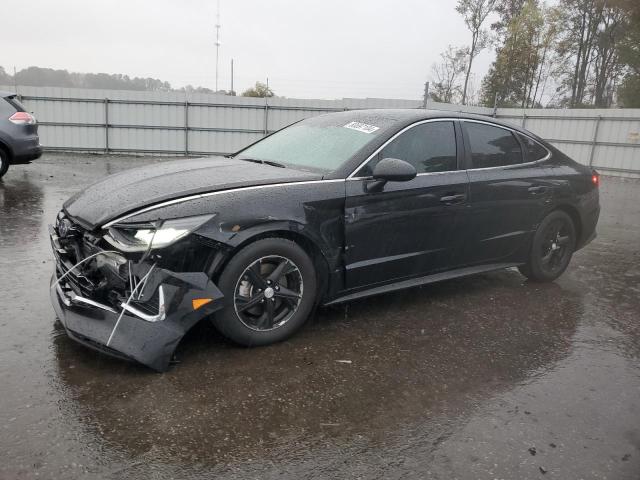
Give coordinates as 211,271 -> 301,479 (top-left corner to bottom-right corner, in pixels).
372,157 -> 417,182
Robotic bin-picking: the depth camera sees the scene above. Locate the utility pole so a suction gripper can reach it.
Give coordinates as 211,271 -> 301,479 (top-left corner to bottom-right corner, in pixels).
230,58 -> 234,95
214,0 -> 221,92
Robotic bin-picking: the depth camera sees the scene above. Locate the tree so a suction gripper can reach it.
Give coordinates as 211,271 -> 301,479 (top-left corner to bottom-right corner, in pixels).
456,0 -> 497,104
618,75 -> 640,107
481,1 -> 560,107
0,66 -> 12,86
2,65 -> 212,93
591,7 -> 626,106
491,0 -> 527,37
242,81 -> 274,98
429,46 -> 468,103
15,66 -> 74,87
552,0 -> 629,107
180,85 -> 215,94
615,0 -> 640,107
556,0 -> 603,106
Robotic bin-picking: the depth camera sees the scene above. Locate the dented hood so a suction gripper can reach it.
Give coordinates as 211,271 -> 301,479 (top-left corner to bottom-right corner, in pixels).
63,156 -> 320,229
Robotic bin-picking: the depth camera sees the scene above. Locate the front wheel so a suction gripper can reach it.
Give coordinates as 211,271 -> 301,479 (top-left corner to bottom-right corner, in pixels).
212,238 -> 317,346
518,210 -> 576,282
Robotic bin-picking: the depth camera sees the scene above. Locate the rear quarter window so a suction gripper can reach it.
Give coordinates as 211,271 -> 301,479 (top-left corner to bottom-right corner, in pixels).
518,133 -> 549,162
3,95 -> 25,112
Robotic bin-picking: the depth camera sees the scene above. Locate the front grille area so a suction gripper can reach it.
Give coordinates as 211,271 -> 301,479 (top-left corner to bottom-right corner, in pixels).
52,212 -> 128,306
54,250 -> 97,298
52,211 -> 220,319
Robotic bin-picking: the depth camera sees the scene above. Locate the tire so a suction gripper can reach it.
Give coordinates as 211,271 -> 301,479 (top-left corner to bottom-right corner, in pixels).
0,148 -> 9,179
518,210 -> 576,282
212,238 -> 317,346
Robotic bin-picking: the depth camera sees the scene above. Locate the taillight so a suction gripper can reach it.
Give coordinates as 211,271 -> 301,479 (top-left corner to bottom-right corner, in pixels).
9,111 -> 36,125
591,170 -> 599,187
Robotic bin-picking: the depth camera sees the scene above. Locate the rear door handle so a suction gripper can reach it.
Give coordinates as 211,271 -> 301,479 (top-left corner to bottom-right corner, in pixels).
440,193 -> 467,205
528,186 -> 548,195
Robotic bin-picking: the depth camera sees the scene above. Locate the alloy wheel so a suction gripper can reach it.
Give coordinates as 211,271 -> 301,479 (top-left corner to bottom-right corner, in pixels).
233,255 -> 303,331
539,218 -> 572,276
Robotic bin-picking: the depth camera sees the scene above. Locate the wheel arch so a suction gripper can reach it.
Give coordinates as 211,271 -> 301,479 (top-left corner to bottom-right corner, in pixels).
213,228 -> 332,302
0,138 -> 13,162
551,204 -> 582,249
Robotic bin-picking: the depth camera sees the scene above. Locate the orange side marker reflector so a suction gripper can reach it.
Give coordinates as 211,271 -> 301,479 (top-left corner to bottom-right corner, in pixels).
192,298 -> 213,310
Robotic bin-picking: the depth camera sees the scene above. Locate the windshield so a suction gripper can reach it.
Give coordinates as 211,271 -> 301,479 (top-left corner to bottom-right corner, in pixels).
236,114 -> 391,173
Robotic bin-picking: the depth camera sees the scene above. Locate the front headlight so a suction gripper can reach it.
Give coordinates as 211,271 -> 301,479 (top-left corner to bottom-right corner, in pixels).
104,214 -> 213,252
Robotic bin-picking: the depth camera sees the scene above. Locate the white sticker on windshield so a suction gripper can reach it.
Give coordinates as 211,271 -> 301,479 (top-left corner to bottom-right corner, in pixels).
343,121 -> 380,134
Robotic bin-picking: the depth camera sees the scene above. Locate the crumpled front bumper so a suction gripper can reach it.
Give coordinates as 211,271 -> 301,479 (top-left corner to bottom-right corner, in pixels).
50,268 -> 224,372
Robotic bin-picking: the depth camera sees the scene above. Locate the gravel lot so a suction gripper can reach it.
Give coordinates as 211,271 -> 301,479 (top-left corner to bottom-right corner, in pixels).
1,153 -> 639,479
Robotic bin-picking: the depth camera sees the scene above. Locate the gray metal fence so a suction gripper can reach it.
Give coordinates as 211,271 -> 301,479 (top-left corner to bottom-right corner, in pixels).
3,85 -> 639,177
496,109 -> 640,177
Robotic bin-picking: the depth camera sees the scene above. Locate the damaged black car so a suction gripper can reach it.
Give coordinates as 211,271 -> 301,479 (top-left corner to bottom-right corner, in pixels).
50,109 -> 600,371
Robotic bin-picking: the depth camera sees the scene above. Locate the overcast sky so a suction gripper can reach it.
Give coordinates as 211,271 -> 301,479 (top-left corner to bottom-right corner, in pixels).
2,0 -> 496,100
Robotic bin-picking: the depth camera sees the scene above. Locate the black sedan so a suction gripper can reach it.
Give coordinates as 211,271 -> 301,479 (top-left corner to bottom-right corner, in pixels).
50,109 -> 600,371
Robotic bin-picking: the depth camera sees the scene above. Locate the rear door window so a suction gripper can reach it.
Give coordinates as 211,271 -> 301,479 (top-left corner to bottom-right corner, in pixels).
464,122 -> 523,169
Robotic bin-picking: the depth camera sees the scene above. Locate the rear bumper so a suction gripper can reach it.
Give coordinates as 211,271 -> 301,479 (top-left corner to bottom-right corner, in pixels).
11,135 -> 42,164
576,203 -> 600,251
50,268 -> 225,372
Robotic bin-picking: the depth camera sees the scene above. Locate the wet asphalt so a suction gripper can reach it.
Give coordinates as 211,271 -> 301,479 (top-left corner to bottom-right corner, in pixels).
0,153 -> 639,480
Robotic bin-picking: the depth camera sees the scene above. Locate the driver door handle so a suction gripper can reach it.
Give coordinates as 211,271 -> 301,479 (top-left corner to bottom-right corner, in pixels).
528,186 -> 548,195
440,193 -> 467,205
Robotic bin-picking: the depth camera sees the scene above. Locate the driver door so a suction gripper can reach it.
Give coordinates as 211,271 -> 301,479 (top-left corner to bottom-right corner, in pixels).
344,120 -> 469,290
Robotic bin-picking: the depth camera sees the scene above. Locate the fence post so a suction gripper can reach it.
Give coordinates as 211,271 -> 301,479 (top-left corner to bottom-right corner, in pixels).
521,111 -> 527,128
588,115 -> 602,167
423,82 -> 429,109
184,100 -> 189,156
104,98 -> 109,153
492,93 -> 498,118
263,98 -> 269,136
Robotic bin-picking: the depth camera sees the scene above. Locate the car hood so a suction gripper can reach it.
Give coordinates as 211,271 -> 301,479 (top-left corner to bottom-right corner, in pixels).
64,156 -> 322,229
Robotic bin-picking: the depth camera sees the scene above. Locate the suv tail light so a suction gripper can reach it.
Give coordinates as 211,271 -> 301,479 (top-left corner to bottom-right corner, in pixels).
591,170 -> 599,187
9,111 -> 36,125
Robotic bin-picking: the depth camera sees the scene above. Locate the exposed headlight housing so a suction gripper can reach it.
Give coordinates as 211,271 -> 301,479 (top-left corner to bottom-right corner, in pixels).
104,215 -> 213,252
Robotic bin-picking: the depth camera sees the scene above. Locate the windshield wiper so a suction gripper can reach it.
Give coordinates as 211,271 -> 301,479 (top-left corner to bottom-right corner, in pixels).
238,158 -> 287,168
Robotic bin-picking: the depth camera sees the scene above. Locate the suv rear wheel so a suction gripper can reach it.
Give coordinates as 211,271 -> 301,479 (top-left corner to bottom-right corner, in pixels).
0,148 -> 9,179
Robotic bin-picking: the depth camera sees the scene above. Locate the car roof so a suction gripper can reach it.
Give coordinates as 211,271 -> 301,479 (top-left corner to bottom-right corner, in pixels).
320,108 -> 549,179
330,108 -> 541,141
342,108 -> 518,128
0,90 -> 17,98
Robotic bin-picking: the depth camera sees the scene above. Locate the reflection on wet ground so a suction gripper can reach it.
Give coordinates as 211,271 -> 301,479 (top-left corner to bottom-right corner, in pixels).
1,154 -> 639,479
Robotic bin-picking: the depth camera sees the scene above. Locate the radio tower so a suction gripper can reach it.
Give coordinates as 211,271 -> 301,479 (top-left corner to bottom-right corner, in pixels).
215,0 -> 221,92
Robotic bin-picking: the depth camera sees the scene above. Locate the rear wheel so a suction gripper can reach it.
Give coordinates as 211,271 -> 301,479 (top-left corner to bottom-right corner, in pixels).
0,148 -> 9,179
518,210 -> 576,282
212,238 -> 317,346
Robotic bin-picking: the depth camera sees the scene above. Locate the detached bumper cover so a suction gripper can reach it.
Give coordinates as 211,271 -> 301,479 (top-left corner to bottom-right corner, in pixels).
50,268 -> 224,372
